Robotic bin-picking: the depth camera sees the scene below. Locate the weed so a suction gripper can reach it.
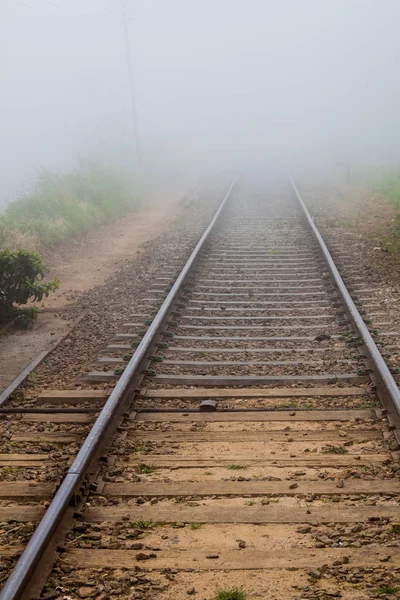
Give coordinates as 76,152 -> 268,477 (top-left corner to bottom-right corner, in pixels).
356,398 -> 378,409
374,172 -> 400,253
226,464 -> 246,470
339,219 -> 356,230
215,588 -> 246,600
245,500 -> 256,506
189,523 -> 202,530
321,445 -> 348,455
0,161 -> 138,249
135,463 -> 156,474
130,442 -> 149,454
130,520 -> 155,530
374,585 -> 399,595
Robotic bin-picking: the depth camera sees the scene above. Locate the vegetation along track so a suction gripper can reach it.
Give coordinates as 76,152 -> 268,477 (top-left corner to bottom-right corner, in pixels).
1,176 -> 400,600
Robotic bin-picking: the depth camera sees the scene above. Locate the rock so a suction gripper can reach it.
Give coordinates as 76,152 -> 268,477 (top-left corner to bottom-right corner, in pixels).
289,483 -> 298,489
136,552 -> 156,561
333,557 -> 349,566
238,540 -> 246,548
76,587 -> 97,598
297,526 -> 311,534
379,555 -> 391,562
308,570 -> 321,580
85,533 -> 102,540
206,554 -> 219,559
187,588 -> 197,595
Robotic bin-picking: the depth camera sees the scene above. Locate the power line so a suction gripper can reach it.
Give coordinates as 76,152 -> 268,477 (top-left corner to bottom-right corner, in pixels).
41,0 -> 125,17
10,0 -> 132,18
10,0 -> 70,16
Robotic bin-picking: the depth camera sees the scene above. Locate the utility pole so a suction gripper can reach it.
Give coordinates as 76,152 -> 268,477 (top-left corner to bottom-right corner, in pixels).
120,0 -> 142,164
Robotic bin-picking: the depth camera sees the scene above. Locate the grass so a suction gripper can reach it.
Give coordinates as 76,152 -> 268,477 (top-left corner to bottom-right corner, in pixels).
189,523 -> 202,530
130,442 -> 149,453
356,398 -> 378,409
321,445 -> 348,455
374,585 -> 399,596
375,171 -> 400,210
374,171 -> 400,253
226,464 -> 246,470
215,588 -> 246,600
0,160 -> 138,249
130,520 -> 156,529
135,463 -> 156,474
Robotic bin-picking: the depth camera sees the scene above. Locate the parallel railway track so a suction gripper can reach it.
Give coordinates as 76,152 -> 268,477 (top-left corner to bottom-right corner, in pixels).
1,176 -> 400,600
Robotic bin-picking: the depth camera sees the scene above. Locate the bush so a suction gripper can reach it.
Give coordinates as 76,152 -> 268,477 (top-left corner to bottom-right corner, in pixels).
0,249 -> 59,327
0,161 -> 138,248
374,171 -> 400,253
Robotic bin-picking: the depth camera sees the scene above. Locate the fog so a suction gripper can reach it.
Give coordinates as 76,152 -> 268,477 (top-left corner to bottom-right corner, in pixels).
2,0 -> 400,206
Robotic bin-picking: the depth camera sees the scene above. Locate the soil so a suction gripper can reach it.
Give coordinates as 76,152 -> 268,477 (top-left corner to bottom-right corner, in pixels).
0,182 -> 190,393
299,180 -> 400,286
297,179 -> 400,381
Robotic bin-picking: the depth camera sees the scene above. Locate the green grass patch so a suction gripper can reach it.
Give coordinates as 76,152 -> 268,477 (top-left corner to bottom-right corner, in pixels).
356,398 -> 378,409
135,463 -> 156,474
321,445 -> 348,455
215,588 -> 246,600
374,171 -> 400,253
130,520 -> 156,530
375,171 -> 400,210
0,160 -> 138,248
226,464 -> 246,470
374,585 -> 399,596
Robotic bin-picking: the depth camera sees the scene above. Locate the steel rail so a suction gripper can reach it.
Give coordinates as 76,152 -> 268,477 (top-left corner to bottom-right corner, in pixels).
0,174 -> 239,600
290,176 -> 400,419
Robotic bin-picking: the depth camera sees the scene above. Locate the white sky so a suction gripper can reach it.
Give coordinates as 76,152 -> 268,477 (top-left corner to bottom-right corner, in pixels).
2,0 -> 400,203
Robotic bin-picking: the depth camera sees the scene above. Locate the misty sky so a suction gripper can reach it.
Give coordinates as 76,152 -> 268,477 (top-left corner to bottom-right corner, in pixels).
2,0 -> 400,204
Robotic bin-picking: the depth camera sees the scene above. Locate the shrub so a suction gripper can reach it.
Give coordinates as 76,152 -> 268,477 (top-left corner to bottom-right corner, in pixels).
0,161 -> 138,248
0,249 -> 59,326
215,589 -> 246,600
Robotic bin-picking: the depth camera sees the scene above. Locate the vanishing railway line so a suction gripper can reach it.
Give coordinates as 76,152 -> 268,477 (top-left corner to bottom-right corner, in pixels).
1,176 -> 400,599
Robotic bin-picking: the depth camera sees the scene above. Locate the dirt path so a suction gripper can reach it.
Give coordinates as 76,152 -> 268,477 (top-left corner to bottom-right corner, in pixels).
0,182 -> 190,393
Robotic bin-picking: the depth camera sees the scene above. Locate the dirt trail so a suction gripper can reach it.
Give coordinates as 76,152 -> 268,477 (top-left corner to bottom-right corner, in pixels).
0,182 -> 189,392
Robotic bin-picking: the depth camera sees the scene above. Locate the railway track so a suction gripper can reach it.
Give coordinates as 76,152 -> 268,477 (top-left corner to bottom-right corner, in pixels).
1,176 -> 400,600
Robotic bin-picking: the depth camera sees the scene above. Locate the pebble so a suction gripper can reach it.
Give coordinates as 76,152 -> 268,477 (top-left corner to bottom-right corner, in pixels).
297,526 -> 311,534
308,570 -> 321,580
76,587 -> 97,599
136,552 -> 157,561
